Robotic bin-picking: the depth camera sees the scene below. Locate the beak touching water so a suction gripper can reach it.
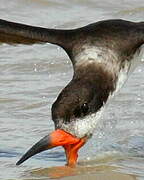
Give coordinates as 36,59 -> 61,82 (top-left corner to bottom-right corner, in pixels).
16,129 -> 87,167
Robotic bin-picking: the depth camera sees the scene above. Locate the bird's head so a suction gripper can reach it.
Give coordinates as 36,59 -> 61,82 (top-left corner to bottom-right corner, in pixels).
16,63 -> 115,167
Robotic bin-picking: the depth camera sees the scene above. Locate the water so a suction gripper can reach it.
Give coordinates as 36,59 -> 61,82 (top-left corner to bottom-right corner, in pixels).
0,0 -> 144,179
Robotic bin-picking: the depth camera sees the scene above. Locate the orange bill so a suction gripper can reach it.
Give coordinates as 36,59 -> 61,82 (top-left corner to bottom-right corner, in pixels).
16,129 -> 87,167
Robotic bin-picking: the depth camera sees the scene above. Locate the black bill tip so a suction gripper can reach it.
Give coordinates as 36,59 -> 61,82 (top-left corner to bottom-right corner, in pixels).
16,135 -> 50,166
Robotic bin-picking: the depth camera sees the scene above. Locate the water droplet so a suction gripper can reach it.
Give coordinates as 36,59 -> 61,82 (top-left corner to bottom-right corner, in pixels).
138,68 -> 142,72
34,67 -> 37,72
86,157 -> 90,161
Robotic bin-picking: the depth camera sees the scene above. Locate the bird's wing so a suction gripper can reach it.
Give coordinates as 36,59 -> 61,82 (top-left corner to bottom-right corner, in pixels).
0,19 -> 144,67
0,19 -> 76,64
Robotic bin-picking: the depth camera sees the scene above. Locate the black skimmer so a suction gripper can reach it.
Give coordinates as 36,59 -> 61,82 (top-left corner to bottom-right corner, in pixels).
0,19 -> 144,167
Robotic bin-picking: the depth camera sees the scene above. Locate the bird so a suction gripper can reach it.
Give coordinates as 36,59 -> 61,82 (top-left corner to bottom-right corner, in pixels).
0,19 -> 144,167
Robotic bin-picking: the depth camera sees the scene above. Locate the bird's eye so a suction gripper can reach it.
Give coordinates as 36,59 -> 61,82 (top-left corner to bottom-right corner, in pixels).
74,103 -> 89,118
81,103 -> 89,115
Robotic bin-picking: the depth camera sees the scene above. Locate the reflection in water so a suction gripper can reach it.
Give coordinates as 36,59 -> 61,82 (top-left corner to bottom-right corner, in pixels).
21,151 -> 143,179
30,164 -> 136,180
31,166 -> 77,179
